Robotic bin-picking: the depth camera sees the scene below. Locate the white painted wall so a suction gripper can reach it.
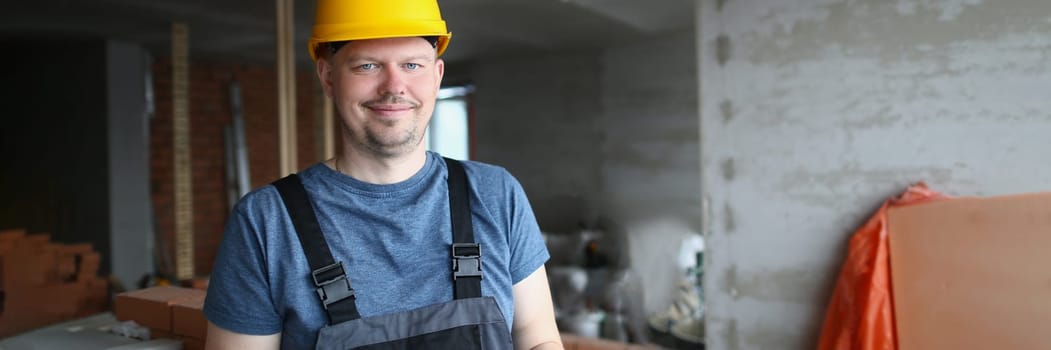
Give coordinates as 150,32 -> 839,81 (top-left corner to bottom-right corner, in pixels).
698,0 -> 1051,348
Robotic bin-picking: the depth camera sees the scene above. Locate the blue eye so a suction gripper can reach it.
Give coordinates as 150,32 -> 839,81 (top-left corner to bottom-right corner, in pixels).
358,63 -> 377,71
405,63 -> 421,70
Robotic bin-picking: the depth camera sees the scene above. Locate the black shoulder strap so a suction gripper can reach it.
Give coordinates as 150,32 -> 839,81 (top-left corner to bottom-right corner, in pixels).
272,174 -> 360,324
445,157 -> 483,299
271,159 -> 480,324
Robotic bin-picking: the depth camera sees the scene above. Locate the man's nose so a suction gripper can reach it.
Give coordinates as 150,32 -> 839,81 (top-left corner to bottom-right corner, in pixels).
378,68 -> 407,96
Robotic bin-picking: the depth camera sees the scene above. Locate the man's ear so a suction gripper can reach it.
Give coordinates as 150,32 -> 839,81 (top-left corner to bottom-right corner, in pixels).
435,58 -> 445,93
316,57 -> 334,98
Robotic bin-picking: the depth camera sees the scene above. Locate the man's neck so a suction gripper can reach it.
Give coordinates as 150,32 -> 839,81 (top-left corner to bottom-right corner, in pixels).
332,147 -> 428,185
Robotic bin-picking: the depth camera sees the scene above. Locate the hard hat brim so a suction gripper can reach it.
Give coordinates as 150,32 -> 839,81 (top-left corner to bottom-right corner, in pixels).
309,22 -> 451,61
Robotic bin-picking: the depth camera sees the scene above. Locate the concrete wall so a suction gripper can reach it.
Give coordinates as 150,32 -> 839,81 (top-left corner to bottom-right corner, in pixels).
106,41 -> 154,290
599,30 -> 702,317
472,30 -> 701,231
600,30 -> 702,229
472,51 -> 606,233
697,1 -> 1051,349
471,30 -> 701,318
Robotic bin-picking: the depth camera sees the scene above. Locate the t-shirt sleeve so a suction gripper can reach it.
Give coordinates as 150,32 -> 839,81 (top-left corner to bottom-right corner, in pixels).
504,171 -> 551,284
203,201 -> 283,335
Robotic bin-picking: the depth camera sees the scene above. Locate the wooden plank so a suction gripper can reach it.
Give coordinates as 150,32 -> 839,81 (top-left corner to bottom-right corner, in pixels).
276,0 -> 297,176
171,22 -> 195,280
323,95 -> 335,160
315,81 -> 335,162
276,0 -> 287,175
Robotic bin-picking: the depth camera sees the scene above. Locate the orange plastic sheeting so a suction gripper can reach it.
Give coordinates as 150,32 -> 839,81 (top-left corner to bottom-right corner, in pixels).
817,184 -> 946,350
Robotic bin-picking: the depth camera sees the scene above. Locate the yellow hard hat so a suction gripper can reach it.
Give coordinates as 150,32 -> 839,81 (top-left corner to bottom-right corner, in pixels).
309,0 -> 452,61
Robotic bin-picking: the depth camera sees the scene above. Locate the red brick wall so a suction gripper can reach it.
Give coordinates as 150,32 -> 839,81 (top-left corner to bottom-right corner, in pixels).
150,59 -> 321,277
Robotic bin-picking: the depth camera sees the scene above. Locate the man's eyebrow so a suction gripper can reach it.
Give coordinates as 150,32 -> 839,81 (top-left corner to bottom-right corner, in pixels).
344,54 -> 435,63
343,55 -> 377,63
403,54 -> 436,61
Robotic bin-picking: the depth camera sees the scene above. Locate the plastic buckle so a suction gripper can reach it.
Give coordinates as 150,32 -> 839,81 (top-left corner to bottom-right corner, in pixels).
452,243 -> 482,280
311,262 -> 355,310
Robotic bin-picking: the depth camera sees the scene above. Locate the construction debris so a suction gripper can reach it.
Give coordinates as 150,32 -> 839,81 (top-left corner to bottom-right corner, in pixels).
114,286 -> 206,350
0,228 -> 110,337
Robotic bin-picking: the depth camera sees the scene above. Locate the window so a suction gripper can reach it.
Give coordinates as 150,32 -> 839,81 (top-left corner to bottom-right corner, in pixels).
426,86 -> 472,160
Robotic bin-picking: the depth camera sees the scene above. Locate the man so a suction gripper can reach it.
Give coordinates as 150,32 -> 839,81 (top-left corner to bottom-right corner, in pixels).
203,0 -> 562,349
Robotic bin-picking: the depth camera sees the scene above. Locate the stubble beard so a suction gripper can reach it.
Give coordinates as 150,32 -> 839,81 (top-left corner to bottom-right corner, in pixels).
362,116 -> 421,158
337,97 -> 425,159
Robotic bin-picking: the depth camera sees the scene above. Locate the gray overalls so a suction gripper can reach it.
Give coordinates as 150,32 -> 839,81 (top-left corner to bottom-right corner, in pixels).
273,158 -> 514,349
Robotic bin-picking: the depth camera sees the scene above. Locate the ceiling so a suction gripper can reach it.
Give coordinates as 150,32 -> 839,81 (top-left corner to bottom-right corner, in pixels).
0,0 -> 694,66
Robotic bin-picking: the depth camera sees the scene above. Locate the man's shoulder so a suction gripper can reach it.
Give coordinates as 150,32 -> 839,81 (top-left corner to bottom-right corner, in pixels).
457,159 -> 510,178
448,158 -> 521,191
230,177 -> 289,218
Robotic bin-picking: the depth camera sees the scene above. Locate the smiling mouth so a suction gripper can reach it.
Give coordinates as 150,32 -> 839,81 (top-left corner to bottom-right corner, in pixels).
364,95 -> 419,111
366,104 -> 414,112
364,104 -> 416,120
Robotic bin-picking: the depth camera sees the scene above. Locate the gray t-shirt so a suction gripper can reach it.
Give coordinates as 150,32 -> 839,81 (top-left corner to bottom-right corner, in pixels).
203,152 -> 550,348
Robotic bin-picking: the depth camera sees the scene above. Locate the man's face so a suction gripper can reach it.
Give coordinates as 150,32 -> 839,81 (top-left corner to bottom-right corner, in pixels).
317,37 -> 445,158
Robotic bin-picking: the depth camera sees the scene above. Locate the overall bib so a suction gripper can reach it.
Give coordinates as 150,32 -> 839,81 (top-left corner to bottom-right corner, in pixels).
273,158 -> 514,349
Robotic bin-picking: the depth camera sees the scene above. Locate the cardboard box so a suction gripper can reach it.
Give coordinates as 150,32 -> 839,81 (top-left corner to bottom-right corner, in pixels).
172,293 -> 207,340
114,286 -> 206,331
889,192 -> 1051,350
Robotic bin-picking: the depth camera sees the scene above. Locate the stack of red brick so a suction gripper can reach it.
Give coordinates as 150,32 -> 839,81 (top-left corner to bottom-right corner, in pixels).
0,229 -> 109,337
114,286 -> 207,350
